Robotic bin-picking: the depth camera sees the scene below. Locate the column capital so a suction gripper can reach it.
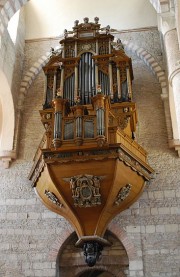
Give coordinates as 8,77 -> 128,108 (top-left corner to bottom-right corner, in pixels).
0,150 -> 16,168
158,14 -> 176,36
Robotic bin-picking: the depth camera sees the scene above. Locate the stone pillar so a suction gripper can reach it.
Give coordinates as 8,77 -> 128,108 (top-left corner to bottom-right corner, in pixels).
158,7 -> 180,155
164,27 -> 180,154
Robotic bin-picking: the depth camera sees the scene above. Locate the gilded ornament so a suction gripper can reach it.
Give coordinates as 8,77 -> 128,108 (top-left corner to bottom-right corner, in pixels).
115,184 -> 132,205
64,174 -> 103,207
44,190 -> 63,207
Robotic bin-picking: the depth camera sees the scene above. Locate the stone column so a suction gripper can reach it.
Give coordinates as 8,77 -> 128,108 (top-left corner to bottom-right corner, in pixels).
164,27 -> 180,154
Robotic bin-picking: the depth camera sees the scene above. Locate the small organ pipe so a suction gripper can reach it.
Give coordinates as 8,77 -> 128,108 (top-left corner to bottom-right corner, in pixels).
96,39 -> 99,54
61,67 -> 64,98
52,98 -> 64,148
109,39 -> 111,54
95,63 -> 99,94
75,41 -> 77,56
53,70 -> 57,99
44,73 -> 48,104
117,67 -> 121,99
54,112 -> 62,139
126,67 -> 132,100
75,66 -> 78,102
109,62 -> 113,99
97,108 -> 105,136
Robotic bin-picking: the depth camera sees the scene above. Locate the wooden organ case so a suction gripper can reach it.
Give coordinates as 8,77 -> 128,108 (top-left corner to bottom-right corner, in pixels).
29,17 -> 154,267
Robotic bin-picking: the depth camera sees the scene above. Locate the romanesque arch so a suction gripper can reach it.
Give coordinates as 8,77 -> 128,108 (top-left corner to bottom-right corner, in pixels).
0,70 -> 15,168
50,228 -> 131,277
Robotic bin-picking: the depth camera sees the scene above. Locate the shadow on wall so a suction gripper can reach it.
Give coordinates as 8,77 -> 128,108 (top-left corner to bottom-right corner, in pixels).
78,270 -> 115,276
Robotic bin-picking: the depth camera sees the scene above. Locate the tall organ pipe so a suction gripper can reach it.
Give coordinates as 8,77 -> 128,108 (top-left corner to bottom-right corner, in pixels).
64,74 -> 75,106
78,52 -> 95,104
99,71 -> 109,95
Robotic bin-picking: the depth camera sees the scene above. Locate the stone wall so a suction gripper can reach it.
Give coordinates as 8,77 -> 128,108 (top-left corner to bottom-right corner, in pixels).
0,28 -> 179,277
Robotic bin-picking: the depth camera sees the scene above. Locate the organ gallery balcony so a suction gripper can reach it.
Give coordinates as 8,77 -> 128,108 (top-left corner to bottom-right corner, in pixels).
29,17 -> 154,267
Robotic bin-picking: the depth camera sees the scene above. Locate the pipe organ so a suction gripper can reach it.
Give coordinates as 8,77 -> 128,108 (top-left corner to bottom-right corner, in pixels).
29,17 -> 154,267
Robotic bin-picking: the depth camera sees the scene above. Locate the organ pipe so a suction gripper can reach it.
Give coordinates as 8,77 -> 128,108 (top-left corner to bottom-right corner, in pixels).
126,67 -> 132,100
117,67 -> 121,99
109,62 -> 113,99
78,52 -> 95,104
97,108 -> 105,136
95,63 -> 99,94
54,112 -> 62,139
75,41 -> 77,56
60,67 -> 64,98
52,98 -> 64,148
109,39 -> 111,54
53,70 -> 57,98
96,40 -> 99,54
44,73 -> 48,104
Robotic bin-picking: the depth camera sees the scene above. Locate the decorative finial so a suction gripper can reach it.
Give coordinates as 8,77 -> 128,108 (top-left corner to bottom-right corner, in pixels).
56,88 -> 62,98
50,47 -> 55,57
106,25 -> 110,34
64,29 -> 68,38
83,17 -> 89,24
74,20 -> 79,27
96,84 -> 102,94
94,17 -> 99,24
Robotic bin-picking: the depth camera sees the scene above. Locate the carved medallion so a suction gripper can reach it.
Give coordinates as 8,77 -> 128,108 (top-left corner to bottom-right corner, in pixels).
82,44 -> 91,51
118,115 -> 130,130
115,184 -> 132,205
44,190 -> 63,207
64,175 -> 103,207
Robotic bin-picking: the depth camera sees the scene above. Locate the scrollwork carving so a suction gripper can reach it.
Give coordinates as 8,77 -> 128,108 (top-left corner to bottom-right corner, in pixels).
118,115 -> 130,130
44,190 -> 63,207
115,184 -> 132,205
64,174 -> 104,207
